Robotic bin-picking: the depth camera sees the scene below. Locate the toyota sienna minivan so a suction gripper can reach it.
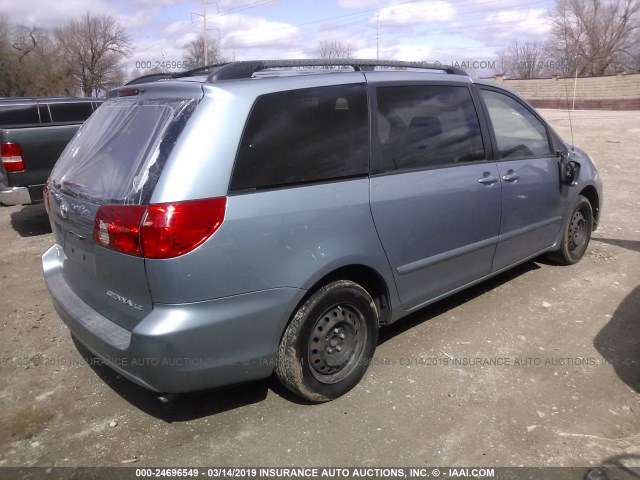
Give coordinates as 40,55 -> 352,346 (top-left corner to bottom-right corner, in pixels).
42,59 -> 603,402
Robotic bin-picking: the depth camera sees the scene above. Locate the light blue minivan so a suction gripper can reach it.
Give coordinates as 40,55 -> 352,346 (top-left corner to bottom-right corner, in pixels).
42,60 -> 602,402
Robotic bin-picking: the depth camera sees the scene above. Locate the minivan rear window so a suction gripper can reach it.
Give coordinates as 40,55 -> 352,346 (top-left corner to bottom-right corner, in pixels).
50,98 -> 197,204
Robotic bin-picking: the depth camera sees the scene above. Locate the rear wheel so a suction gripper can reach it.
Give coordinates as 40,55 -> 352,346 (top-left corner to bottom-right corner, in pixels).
275,280 -> 379,402
548,195 -> 593,265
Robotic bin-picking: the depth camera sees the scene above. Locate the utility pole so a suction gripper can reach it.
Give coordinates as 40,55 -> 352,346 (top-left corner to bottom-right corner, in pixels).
376,11 -> 380,59
191,1 -> 218,67
203,0 -> 208,65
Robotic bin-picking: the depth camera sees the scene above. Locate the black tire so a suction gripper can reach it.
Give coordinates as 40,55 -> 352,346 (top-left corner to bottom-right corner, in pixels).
548,195 -> 593,265
275,280 -> 379,402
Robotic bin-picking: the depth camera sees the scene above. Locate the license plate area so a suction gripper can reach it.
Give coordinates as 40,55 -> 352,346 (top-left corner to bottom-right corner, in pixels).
63,230 -> 96,277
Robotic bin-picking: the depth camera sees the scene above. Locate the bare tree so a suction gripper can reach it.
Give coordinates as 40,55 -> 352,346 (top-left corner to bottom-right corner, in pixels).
0,15 -> 9,54
183,34 -> 224,68
55,13 -> 132,97
499,40 -> 549,79
0,24 -> 43,96
317,41 -> 356,59
631,42 -> 640,70
11,25 -> 38,63
30,29 -> 77,96
549,0 -> 640,76
0,18 -> 75,97
0,17 -> 20,96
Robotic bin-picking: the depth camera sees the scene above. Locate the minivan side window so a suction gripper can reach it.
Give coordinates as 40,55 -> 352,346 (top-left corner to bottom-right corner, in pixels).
375,85 -> 485,173
48,102 -> 95,123
481,89 -> 552,160
230,83 -> 369,191
0,104 -> 40,126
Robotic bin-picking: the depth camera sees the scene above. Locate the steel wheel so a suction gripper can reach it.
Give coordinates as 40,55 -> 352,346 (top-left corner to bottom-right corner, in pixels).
307,304 -> 366,384
276,280 -> 379,402
547,195 -> 593,265
568,208 -> 588,253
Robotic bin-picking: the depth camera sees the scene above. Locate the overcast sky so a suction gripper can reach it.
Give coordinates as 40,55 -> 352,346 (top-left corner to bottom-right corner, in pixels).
1,0 -> 554,75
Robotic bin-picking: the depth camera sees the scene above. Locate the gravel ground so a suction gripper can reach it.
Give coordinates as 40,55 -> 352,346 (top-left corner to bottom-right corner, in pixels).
0,109 -> 638,472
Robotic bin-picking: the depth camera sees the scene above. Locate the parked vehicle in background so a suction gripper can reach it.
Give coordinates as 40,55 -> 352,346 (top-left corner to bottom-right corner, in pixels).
42,59 -> 602,403
0,97 -> 102,206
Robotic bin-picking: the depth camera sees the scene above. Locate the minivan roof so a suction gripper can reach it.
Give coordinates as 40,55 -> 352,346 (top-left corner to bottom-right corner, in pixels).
124,59 -> 469,86
0,97 -> 99,103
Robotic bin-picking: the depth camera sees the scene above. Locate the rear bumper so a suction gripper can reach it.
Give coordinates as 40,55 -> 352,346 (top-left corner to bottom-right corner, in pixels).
0,185 -> 31,205
42,244 -> 305,393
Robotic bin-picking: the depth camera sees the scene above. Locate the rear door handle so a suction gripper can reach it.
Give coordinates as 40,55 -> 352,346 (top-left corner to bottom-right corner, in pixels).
478,175 -> 499,185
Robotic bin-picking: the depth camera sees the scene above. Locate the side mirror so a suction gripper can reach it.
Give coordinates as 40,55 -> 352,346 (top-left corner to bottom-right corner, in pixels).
557,150 -> 580,186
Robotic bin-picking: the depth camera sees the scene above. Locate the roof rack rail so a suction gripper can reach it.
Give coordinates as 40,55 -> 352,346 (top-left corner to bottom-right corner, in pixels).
203,59 -> 468,81
123,59 -> 468,86
124,63 -> 231,86
125,73 -> 175,86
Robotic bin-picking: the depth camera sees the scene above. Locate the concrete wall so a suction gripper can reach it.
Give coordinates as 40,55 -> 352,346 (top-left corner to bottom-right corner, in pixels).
483,73 -> 640,110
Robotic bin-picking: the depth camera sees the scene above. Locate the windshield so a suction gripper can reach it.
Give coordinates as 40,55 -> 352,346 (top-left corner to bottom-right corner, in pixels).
50,97 -> 197,205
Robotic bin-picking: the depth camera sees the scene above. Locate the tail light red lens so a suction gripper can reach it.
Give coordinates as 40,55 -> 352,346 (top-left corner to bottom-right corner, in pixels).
93,197 -> 226,259
1,142 -> 25,172
94,205 -> 146,256
141,198 -> 226,259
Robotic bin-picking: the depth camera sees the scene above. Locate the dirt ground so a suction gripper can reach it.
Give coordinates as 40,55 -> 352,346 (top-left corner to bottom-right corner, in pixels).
0,110 -> 639,472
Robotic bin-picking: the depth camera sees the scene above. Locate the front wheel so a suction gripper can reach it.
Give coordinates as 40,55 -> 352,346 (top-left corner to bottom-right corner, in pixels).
275,280 -> 379,402
548,195 -> 593,265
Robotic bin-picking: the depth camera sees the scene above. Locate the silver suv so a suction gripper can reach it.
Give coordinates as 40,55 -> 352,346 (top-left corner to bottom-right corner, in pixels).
42,59 -> 603,402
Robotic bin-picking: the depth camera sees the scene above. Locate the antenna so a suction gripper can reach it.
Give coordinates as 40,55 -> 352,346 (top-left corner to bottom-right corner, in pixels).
204,0 -> 209,65
561,64 -> 577,152
376,11 -> 380,59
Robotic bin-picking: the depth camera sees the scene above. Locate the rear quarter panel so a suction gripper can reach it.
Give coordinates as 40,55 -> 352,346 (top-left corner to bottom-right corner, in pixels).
145,179 -> 398,308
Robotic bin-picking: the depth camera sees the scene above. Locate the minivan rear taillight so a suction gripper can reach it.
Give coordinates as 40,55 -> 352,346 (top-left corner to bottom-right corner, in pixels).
1,142 -> 25,172
93,197 -> 226,259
